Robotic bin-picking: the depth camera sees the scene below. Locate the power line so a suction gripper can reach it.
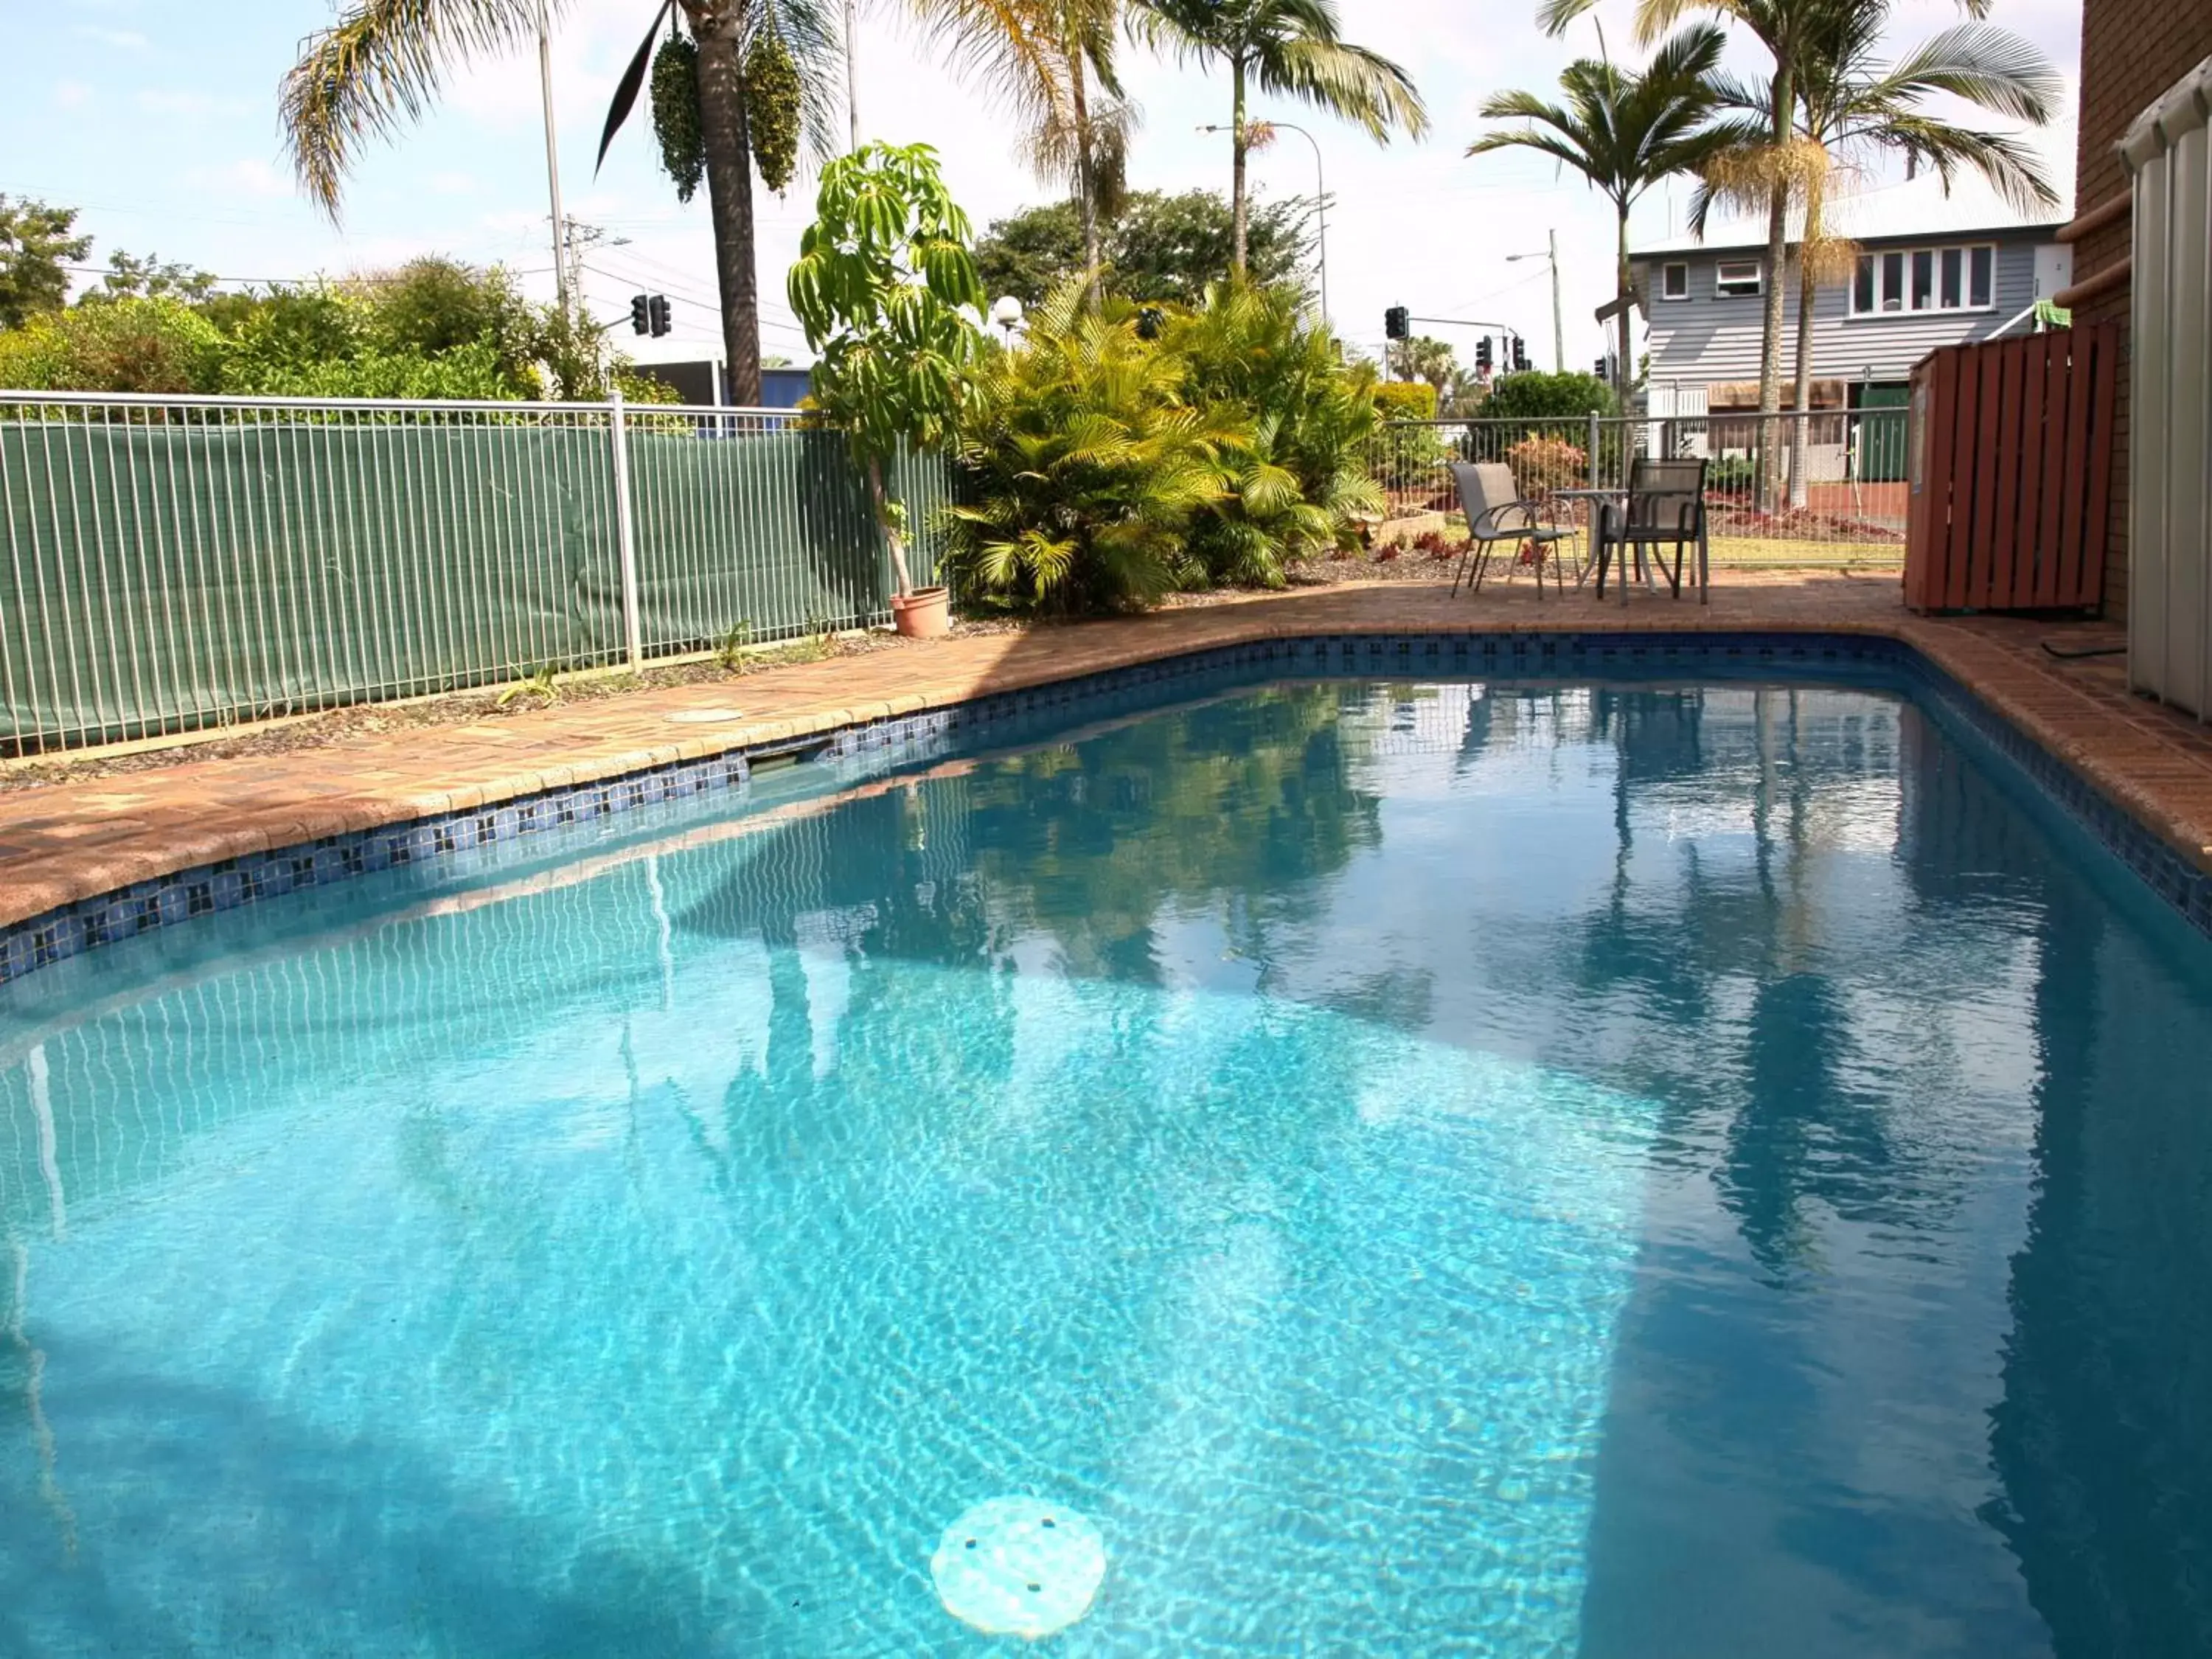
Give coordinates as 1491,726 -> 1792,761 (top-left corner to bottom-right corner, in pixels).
579,262 -> 811,337
588,246 -> 810,324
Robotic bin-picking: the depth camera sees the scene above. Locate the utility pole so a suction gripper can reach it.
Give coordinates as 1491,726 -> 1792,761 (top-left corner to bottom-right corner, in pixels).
845,0 -> 863,152
538,1 -> 568,315
1548,228 -> 1564,372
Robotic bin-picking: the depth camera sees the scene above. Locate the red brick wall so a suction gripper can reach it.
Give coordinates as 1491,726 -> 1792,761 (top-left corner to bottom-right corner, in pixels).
2073,2 -> 2212,619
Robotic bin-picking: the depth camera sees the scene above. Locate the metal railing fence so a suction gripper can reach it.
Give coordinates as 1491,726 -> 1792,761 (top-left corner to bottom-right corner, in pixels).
1368,409 -> 1910,571
0,392 -> 947,756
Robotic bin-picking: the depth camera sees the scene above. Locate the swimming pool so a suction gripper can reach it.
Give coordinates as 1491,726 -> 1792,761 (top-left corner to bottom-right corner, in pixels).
3,661 -> 2209,1655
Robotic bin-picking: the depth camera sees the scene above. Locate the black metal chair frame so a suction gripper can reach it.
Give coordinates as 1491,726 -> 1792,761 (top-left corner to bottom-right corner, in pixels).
1594,459 -> 1711,605
1449,462 -> 1573,600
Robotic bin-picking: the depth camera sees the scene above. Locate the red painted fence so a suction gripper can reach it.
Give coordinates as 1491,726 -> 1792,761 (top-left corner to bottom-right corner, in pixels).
1904,324 -> 2119,613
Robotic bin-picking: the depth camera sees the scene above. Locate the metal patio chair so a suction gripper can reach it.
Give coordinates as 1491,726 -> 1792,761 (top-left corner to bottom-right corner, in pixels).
1594,457 -> 1711,605
1450,462 -> 1573,599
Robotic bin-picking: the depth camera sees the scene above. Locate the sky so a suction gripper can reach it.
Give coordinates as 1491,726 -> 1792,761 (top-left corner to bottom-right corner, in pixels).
4,0 -> 2087,377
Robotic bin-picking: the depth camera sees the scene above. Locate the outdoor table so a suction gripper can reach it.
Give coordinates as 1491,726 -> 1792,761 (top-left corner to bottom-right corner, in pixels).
1554,485 -> 1675,604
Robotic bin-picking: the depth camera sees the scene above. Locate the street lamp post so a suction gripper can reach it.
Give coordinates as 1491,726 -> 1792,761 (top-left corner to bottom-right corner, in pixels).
1505,229 -> 1565,372
1198,120 -> 1329,324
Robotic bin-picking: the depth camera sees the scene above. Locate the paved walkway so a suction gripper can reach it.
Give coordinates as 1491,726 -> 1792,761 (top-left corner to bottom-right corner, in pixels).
5,574 -> 2209,932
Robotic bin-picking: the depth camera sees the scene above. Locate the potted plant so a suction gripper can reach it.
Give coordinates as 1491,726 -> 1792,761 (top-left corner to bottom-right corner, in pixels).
788,142 -> 986,640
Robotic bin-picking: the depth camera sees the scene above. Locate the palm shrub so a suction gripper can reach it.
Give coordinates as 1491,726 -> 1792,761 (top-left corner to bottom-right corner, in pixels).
1194,411 -> 1347,585
944,283 -> 1245,613
1168,282 -> 1383,580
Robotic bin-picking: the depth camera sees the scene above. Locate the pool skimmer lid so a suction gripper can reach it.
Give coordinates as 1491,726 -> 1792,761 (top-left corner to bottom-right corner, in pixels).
666,707 -> 745,724
931,1497 -> 1105,1638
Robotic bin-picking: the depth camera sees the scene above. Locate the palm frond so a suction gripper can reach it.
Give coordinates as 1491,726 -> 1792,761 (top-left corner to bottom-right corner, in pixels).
1870,24 -> 2062,125
1256,36 -> 1430,143
280,0 -> 552,217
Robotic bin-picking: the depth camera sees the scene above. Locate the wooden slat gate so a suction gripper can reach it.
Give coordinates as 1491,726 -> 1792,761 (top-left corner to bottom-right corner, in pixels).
1904,324 -> 2119,613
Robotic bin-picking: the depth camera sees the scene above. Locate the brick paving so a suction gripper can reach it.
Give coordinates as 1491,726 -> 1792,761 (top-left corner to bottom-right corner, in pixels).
5,572 -> 2210,932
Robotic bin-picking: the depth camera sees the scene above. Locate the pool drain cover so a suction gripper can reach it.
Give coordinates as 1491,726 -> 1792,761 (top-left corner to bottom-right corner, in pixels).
931,1497 -> 1105,1638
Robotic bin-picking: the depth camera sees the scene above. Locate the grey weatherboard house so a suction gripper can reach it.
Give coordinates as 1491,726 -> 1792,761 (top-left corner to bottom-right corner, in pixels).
1629,175 -> 2073,481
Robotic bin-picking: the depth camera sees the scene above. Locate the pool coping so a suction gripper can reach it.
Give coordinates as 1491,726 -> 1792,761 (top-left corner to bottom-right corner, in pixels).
4,597 -> 2211,987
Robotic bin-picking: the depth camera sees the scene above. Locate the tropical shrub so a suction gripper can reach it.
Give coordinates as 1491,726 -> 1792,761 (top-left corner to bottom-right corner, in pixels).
1169,283 -> 1383,580
1480,370 -> 1617,423
0,297 -> 227,392
944,285 -> 1244,614
1504,435 -> 1587,497
1373,380 -> 1437,421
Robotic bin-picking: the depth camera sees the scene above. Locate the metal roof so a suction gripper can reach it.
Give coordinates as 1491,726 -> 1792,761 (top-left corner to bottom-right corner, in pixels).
1631,170 -> 2065,257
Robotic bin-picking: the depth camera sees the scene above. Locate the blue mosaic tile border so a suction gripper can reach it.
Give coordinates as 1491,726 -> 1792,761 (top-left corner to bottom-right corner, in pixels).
4,627 -> 2206,989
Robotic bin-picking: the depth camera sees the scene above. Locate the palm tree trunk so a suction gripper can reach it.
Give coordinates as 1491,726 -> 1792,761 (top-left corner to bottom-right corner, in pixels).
693,4 -> 761,406
1756,61 -> 1793,512
1071,39 -> 1102,307
1231,56 -> 1249,276
1615,204 -> 1633,409
1787,171 -> 1823,511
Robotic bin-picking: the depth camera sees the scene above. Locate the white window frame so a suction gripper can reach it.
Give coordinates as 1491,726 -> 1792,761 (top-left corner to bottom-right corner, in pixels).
1851,242 -> 1999,318
1660,261 -> 1690,300
1714,259 -> 1763,298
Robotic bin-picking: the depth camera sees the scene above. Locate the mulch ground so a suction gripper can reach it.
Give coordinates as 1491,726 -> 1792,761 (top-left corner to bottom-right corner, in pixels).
0,550 -> 1843,792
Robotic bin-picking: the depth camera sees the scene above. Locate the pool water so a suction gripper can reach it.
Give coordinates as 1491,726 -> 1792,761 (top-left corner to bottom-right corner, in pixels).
4,674 -> 2211,1656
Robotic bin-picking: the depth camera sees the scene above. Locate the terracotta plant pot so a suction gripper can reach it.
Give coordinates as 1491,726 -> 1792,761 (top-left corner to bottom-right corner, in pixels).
890,585 -> 952,640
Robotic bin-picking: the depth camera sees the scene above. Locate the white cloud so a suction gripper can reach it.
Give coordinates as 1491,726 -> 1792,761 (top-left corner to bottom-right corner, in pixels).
186,159 -> 293,201
74,24 -> 148,49
52,81 -> 93,111
138,90 -> 251,119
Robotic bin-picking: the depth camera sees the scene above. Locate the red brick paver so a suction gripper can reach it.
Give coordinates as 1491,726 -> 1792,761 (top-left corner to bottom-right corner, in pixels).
4,575 -> 2210,933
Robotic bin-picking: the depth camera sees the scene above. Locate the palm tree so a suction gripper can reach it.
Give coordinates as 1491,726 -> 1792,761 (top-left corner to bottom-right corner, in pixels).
1699,9 -> 2059,498
279,0 -> 841,406
1129,0 -> 1428,276
1543,0 -> 1997,506
1469,26 -> 1731,402
903,0 -> 1133,301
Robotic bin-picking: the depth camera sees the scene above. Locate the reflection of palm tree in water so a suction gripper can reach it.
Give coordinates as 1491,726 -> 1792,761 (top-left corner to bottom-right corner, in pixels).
1565,686 -> 1919,1275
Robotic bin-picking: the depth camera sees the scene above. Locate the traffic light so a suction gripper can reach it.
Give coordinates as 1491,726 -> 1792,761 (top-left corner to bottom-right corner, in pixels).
1512,335 -> 1529,372
647,293 -> 672,338
630,294 -> 651,336
1596,355 -> 1610,378
1475,336 -> 1493,374
1384,305 -> 1409,341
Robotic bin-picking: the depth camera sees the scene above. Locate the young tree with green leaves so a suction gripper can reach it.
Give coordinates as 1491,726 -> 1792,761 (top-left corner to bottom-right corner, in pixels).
279,0 -> 843,406
1129,0 -> 1428,274
91,251 -> 220,305
1468,26 -> 1729,403
0,197 -> 92,330
788,142 -> 987,599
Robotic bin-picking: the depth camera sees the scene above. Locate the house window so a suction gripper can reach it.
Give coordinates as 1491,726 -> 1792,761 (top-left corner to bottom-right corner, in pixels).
1715,260 -> 1762,297
1661,262 -> 1689,299
1851,243 -> 2000,316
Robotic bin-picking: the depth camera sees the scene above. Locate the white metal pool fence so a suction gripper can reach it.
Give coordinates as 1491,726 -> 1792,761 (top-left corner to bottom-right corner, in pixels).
0,391 -> 953,756
1369,409 -> 1912,570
